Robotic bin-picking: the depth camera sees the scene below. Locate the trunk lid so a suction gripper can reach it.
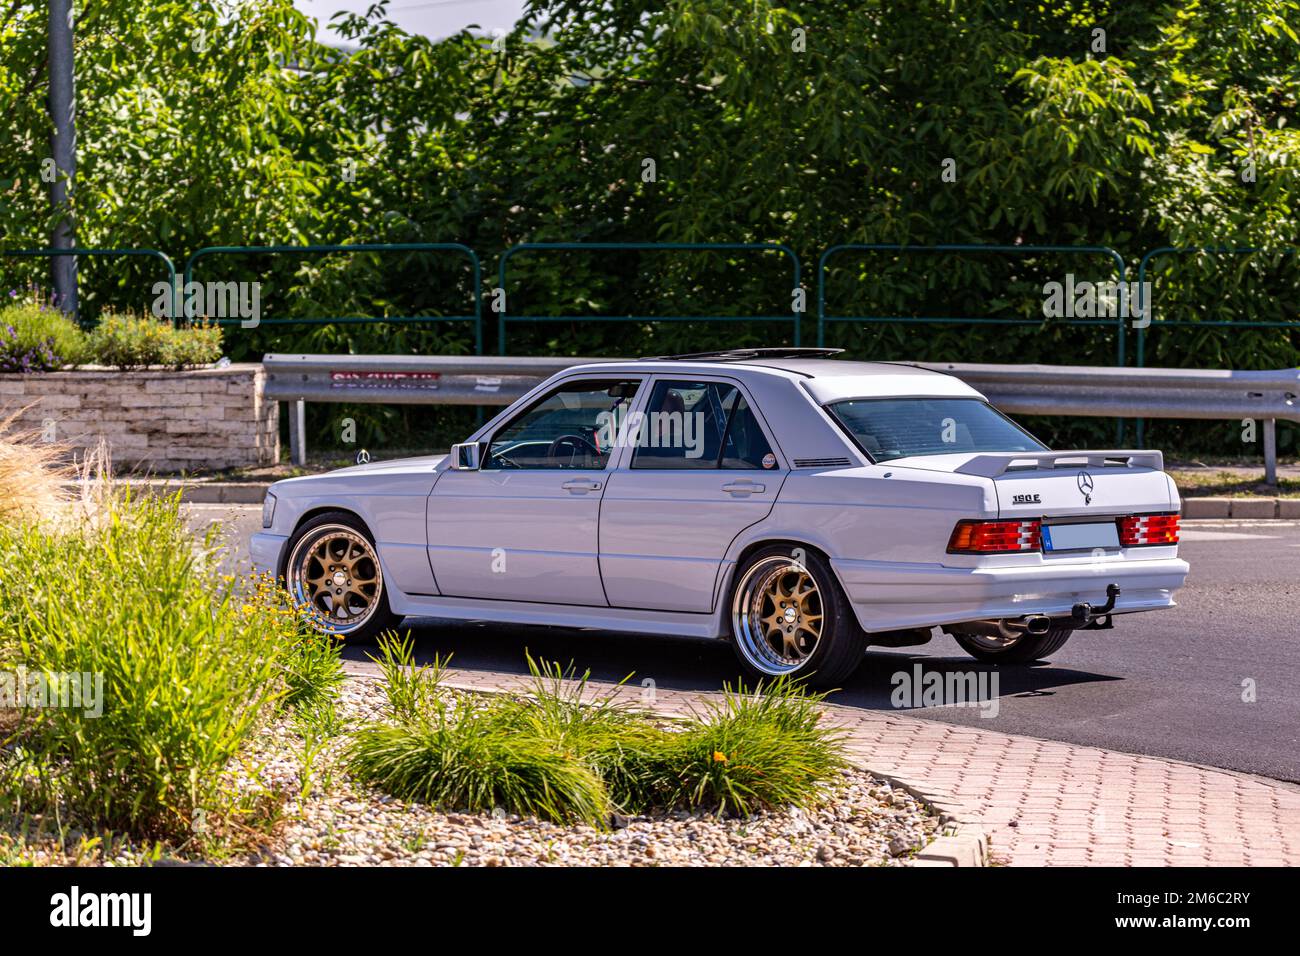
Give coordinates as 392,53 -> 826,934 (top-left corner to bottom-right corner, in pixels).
888,449 -> 1174,518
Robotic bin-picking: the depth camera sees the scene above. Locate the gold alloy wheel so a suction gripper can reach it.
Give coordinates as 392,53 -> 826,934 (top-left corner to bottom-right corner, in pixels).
287,524 -> 383,634
731,556 -> 825,675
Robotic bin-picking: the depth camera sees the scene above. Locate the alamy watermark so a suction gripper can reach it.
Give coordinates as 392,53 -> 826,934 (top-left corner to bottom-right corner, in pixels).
0,667 -> 103,718
151,280 -> 262,328
595,407 -> 706,458
1042,274 -> 1151,328
891,664 -> 1000,718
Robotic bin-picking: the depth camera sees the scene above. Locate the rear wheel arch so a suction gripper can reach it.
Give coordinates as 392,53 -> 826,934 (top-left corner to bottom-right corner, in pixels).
733,537 -> 831,572
724,540 -> 868,688
716,536 -> 842,611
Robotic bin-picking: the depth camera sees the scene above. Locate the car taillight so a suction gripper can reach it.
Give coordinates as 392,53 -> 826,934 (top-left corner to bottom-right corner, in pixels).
1118,512 -> 1180,546
947,519 -> 1042,554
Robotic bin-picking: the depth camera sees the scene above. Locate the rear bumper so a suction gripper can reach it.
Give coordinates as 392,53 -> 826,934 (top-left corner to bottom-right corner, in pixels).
832,555 -> 1189,632
250,532 -> 288,578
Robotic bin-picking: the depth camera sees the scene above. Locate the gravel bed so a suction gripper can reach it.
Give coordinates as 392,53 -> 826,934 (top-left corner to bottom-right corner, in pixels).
236,680 -> 938,867
1,679 -> 938,867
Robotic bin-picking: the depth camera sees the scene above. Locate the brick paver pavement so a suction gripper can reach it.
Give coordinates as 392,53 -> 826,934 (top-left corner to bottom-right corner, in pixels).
346,661 -> 1300,866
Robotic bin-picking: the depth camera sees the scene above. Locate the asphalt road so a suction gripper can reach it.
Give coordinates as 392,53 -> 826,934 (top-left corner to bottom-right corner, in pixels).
191,505 -> 1300,783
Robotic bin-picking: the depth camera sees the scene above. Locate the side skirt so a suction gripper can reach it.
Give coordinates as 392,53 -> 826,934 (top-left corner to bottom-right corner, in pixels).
390,593 -> 730,640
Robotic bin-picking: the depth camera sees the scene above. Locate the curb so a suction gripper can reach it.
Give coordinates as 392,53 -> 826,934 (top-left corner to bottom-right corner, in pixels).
62,479 -> 270,504
857,768 -> 990,867
1182,496 -> 1300,519
911,825 -> 989,867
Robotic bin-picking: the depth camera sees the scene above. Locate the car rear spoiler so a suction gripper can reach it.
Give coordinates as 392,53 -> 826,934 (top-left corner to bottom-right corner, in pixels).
954,449 -> 1165,478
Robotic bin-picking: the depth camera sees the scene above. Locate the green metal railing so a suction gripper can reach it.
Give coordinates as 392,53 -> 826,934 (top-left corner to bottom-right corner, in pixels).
1133,246 -> 1298,444
1135,246 -> 1299,365
496,242 -> 803,355
817,243 -> 1130,365
1,247 -> 177,326
184,243 -> 483,353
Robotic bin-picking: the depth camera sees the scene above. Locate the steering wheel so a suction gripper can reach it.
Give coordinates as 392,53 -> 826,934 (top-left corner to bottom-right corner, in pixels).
546,433 -> 601,467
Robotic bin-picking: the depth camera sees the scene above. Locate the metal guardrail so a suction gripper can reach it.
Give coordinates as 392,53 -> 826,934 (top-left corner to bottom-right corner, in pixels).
912,361 -> 1297,483
263,353 -> 599,463
262,354 -> 1297,479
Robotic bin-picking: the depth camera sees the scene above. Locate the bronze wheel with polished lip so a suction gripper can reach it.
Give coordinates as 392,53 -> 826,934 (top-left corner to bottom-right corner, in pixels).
729,544 -> 868,688
284,511 -> 399,639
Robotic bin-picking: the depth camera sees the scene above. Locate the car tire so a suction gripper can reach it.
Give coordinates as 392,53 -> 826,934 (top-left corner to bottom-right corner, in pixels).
728,544 -> 868,689
952,625 -> 1074,664
283,511 -> 401,641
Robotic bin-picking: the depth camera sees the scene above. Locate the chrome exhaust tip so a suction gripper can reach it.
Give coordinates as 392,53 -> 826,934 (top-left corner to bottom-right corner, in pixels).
1024,615 -> 1052,636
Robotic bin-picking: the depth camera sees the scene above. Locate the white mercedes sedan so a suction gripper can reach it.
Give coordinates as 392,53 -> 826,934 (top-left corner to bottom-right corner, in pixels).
252,348 -> 1188,687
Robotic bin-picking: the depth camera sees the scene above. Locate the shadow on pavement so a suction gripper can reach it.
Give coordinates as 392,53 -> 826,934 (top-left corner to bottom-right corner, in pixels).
340,616 -> 1120,714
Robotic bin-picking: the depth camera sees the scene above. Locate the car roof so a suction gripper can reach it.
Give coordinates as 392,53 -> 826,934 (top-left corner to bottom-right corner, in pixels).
559,357 -> 984,401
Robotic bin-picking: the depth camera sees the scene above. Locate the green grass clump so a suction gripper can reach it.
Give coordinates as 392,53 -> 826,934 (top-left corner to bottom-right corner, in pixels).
619,678 -> 849,817
345,704 -> 611,825
281,633 -> 346,717
0,494 -> 306,839
368,631 -> 447,723
347,652 -> 848,824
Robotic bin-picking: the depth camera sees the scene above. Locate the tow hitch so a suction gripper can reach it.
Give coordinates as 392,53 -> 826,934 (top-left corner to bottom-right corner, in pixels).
1072,583 -> 1120,630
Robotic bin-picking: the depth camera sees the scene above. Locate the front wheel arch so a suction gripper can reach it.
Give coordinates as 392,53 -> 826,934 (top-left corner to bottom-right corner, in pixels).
278,505 -> 377,579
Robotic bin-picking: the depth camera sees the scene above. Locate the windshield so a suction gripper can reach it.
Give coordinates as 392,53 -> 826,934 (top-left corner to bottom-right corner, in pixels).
827,398 -> 1047,462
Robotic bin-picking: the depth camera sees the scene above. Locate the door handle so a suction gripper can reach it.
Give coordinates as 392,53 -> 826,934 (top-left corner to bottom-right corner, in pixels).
722,480 -> 765,496
562,478 -> 603,493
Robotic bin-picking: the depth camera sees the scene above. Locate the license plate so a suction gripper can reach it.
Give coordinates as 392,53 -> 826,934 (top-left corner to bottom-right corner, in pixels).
1042,521 -> 1120,552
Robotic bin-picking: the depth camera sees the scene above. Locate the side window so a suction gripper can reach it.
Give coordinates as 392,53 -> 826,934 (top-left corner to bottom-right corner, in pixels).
485,379 -> 639,470
631,380 -> 777,471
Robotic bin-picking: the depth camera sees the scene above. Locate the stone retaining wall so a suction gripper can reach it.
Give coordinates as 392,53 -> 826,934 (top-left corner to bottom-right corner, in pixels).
0,364 -> 278,472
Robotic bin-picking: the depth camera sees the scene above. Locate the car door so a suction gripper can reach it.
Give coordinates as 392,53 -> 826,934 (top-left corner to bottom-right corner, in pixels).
599,377 -> 787,612
427,376 -> 642,606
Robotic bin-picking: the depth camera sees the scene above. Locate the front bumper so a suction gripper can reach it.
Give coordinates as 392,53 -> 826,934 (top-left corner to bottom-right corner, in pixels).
250,532 -> 289,578
832,555 -> 1189,632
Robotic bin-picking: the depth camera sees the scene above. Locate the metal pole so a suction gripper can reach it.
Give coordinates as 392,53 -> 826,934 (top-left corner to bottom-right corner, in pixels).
289,400 -> 307,466
48,0 -> 78,317
1263,418 -> 1277,486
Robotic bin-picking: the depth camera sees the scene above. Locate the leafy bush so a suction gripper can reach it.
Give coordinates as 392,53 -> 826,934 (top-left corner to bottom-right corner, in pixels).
0,494 -> 305,839
86,313 -> 222,369
0,301 -> 88,372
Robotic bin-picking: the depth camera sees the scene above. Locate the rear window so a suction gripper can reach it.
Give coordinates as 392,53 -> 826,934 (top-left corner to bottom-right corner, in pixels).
827,398 -> 1047,462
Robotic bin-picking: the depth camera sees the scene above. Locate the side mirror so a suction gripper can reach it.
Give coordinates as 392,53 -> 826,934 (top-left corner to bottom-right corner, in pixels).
450,441 -> 482,471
